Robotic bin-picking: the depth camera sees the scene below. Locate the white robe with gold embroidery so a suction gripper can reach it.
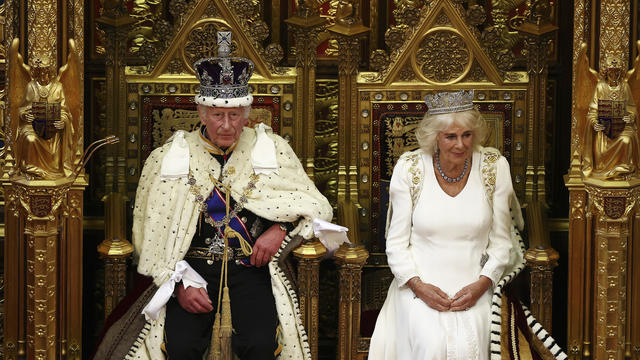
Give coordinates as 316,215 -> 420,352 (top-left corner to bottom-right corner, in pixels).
130,125 -> 333,359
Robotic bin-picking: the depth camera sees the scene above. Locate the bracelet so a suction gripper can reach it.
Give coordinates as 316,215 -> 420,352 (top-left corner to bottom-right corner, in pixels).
278,223 -> 288,232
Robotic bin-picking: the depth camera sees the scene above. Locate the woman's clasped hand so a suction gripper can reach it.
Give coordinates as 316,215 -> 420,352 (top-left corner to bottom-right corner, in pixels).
408,276 -> 492,312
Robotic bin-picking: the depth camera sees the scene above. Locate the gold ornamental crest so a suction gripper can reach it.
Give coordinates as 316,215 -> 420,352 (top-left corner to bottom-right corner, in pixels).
603,197 -> 626,219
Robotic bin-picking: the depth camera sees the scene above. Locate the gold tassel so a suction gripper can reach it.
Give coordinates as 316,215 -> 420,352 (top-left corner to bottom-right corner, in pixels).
208,312 -> 222,360
220,287 -> 233,359
224,227 -> 253,257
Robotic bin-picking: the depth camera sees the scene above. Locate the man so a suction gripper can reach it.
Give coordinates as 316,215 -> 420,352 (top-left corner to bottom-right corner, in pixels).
130,32 -> 332,359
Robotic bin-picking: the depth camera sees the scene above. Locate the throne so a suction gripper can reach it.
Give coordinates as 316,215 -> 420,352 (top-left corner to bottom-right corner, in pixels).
329,1 -> 566,358
93,4 -> 329,358
91,1 -> 565,359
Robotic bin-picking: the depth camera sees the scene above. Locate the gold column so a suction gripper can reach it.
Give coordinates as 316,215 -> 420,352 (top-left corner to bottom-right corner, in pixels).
28,0 -> 56,66
64,180 -> 87,358
568,0 -> 637,358
4,0 -> 86,357
285,4 -> 326,179
270,0 -> 281,45
631,207 -> 640,359
97,192 -> 133,319
517,3 -> 558,204
334,243 -> 368,360
517,1 -> 560,330
24,210 -> 58,360
525,245 -> 559,332
2,184 -> 24,359
565,154 -> 591,359
584,179 -> 640,360
96,2 -> 135,194
293,241 -> 326,360
328,0 -> 369,205
599,0 -> 630,70
10,179 -> 73,359
567,0 -> 590,356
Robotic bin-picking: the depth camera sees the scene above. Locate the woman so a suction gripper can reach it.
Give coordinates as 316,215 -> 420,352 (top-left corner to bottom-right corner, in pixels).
369,89 -> 515,359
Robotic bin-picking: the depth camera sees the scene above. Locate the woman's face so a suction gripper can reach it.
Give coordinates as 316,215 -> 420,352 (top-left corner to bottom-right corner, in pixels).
436,121 -> 473,165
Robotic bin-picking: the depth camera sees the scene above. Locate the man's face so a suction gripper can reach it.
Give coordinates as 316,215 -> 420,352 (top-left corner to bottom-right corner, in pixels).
199,106 -> 249,148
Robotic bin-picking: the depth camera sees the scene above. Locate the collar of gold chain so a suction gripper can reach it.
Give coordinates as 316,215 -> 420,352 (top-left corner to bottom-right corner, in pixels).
187,170 -> 259,231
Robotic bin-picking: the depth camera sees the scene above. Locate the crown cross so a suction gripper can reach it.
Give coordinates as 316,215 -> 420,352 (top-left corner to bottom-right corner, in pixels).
217,31 -> 232,57
193,31 -> 255,108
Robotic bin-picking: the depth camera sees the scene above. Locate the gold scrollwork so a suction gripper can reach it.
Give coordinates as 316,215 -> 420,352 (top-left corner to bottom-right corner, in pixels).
413,27 -> 472,84
14,182 -> 71,220
28,0 -> 57,68
585,184 -> 639,220
599,0 -> 631,71
315,81 -> 339,211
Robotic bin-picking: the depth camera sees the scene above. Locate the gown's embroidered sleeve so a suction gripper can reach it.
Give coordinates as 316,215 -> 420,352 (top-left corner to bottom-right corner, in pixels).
385,157 -> 420,287
480,156 -> 514,286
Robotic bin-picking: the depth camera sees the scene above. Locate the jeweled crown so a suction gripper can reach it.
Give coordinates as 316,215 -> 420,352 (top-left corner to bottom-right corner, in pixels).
424,89 -> 475,115
193,31 -> 254,107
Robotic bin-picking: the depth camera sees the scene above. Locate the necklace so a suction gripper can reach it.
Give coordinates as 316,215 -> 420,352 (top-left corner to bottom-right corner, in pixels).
435,150 -> 469,183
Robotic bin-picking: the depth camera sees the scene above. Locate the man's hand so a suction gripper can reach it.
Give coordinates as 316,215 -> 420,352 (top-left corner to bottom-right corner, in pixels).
408,277 -> 452,312
175,283 -> 213,313
449,276 -> 492,312
250,223 -> 286,267
593,122 -> 605,132
54,120 -> 65,129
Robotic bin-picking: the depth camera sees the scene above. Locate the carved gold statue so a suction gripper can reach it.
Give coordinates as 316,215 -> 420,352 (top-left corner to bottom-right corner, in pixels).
8,38 -> 82,179
576,42 -> 640,180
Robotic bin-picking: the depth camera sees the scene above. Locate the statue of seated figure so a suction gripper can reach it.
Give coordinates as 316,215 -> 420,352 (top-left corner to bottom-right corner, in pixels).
582,57 -> 640,180
15,59 -> 75,179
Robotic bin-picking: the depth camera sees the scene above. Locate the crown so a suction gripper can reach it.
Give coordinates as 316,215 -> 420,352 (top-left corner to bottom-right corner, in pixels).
424,90 -> 475,115
194,31 -> 254,108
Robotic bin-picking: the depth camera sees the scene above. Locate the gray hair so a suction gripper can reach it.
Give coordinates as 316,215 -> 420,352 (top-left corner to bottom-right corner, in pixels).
415,108 -> 488,154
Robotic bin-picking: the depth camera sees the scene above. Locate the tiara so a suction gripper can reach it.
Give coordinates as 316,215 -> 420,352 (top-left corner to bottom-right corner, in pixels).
424,90 -> 475,115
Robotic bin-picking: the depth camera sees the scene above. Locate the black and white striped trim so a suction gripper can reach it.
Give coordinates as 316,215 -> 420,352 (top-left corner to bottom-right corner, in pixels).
520,304 -> 568,359
489,223 -> 567,360
271,233 -> 313,360
125,322 -> 152,360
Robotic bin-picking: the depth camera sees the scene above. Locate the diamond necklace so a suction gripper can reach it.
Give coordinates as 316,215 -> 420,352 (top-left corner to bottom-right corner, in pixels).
435,150 -> 469,183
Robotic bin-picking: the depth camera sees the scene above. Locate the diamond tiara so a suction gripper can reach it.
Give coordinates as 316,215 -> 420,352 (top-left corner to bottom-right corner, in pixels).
424,89 -> 475,115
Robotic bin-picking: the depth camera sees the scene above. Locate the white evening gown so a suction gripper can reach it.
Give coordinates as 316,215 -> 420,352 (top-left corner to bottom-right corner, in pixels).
369,150 -> 513,360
